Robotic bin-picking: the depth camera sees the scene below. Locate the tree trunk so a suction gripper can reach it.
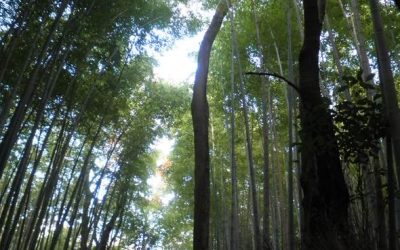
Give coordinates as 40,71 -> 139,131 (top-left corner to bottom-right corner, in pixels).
373,157 -> 388,250
368,0 -> 400,198
0,0 -> 69,179
287,0 -> 295,248
251,1 -> 272,248
227,2 -> 261,248
368,1 -> 400,247
229,38 -> 240,250
191,1 -> 228,249
0,45 -> 66,246
97,187 -> 124,250
325,15 -> 351,101
299,0 -> 351,249
270,101 -> 282,250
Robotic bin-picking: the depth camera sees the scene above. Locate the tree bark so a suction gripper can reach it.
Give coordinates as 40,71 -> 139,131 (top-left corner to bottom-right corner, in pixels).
368,0 -> 400,198
373,157 -> 388,250
299,0 -> 351,249
191,2 -> 228,250
368,1 -> 400,247
287,0 -> 295,248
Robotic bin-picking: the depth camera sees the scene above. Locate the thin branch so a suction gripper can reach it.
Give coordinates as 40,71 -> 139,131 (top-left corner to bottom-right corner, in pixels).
245,71 -> 301,95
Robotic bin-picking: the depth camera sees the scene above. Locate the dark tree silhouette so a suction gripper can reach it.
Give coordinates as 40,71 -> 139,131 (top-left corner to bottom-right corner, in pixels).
298,0 -> 351,249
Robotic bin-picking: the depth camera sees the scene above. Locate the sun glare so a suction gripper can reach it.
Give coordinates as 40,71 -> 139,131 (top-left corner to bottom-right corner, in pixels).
147,136 -> 176,205
153,33 -> 203,84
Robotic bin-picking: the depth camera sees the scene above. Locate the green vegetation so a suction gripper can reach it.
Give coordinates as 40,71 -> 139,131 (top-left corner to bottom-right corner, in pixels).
0,0 -> 399,249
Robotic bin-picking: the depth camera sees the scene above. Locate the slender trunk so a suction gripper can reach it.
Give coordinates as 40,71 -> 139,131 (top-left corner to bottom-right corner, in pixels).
210,119 -> 220,249
97,209 -> 120,250
0,0 -> 35,84
191,2 -> 228,249
385,137 -> 398,250
26,144 -> 71,249
0,0 -> 69,179
80,167 -> 92,250
87,143 -> 122,249
349,0 -> 376,102
251,1 -> 271,248
20,114 -> 68,248
229,44 -> 240,250
109,211 -> 124,248
270,99 -> 282,250
25,79 -> 93,248
368,0 -> 400,200
79,120 -> 104,250
227,2 -> 261,248
373,157 -> 388,250
0,46 -> 65,246
228,3 -> 239,250
325,15 -> 351,101
97,187 -> 124,250
62,176 -> 86,250
291,0 -> 304,42
0,164 -> 17,207
43,183 -> 64,249
89,176 -> 115,248
15,185 -> 31,250
270,30 -> 284,76
48,134 -> 89,249
0,30 -> 39,135
10,110 -> 59,248
368,0 -> 400,246
87,133 -> 123,249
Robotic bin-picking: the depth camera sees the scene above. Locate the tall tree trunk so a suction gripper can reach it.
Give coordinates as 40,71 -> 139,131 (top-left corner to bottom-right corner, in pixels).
368,0 -> 400,196
324,15 -> 351,101
79,120 -> 104,250
97,186 -> 124,250
0,0 -> 69,179
270,100 -> 282,250
227,2 -> 261,248
287,0 -> 295,248
250,1 -> 272,248
0,31 -> 39,135
299,0 -> 351,249
0,0 -> 35,84
349,0 -> 376,100
385,137 -> 398,250
48,135 -> 87,250
191,1 -> 228,249
368,1 -> 400,248
229,34 -> 240,250
373,157 -> 388,250
62,176 -> 86,250
0,46 -> 66,245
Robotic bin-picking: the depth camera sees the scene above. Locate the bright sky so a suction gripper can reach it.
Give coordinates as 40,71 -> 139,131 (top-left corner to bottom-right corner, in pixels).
153,32 -> 203,84
146,4 -> 213,209
147,30 -> 206,203
151,136 -> 175,167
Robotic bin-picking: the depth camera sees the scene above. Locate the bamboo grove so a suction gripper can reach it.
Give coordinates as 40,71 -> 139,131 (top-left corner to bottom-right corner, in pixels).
189,0 -> 400,249
0,0 -> 400,249
0,0 -> 198,249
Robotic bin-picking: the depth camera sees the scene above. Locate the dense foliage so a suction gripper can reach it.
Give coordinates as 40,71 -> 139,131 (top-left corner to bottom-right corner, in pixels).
0,0 -> 399,249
